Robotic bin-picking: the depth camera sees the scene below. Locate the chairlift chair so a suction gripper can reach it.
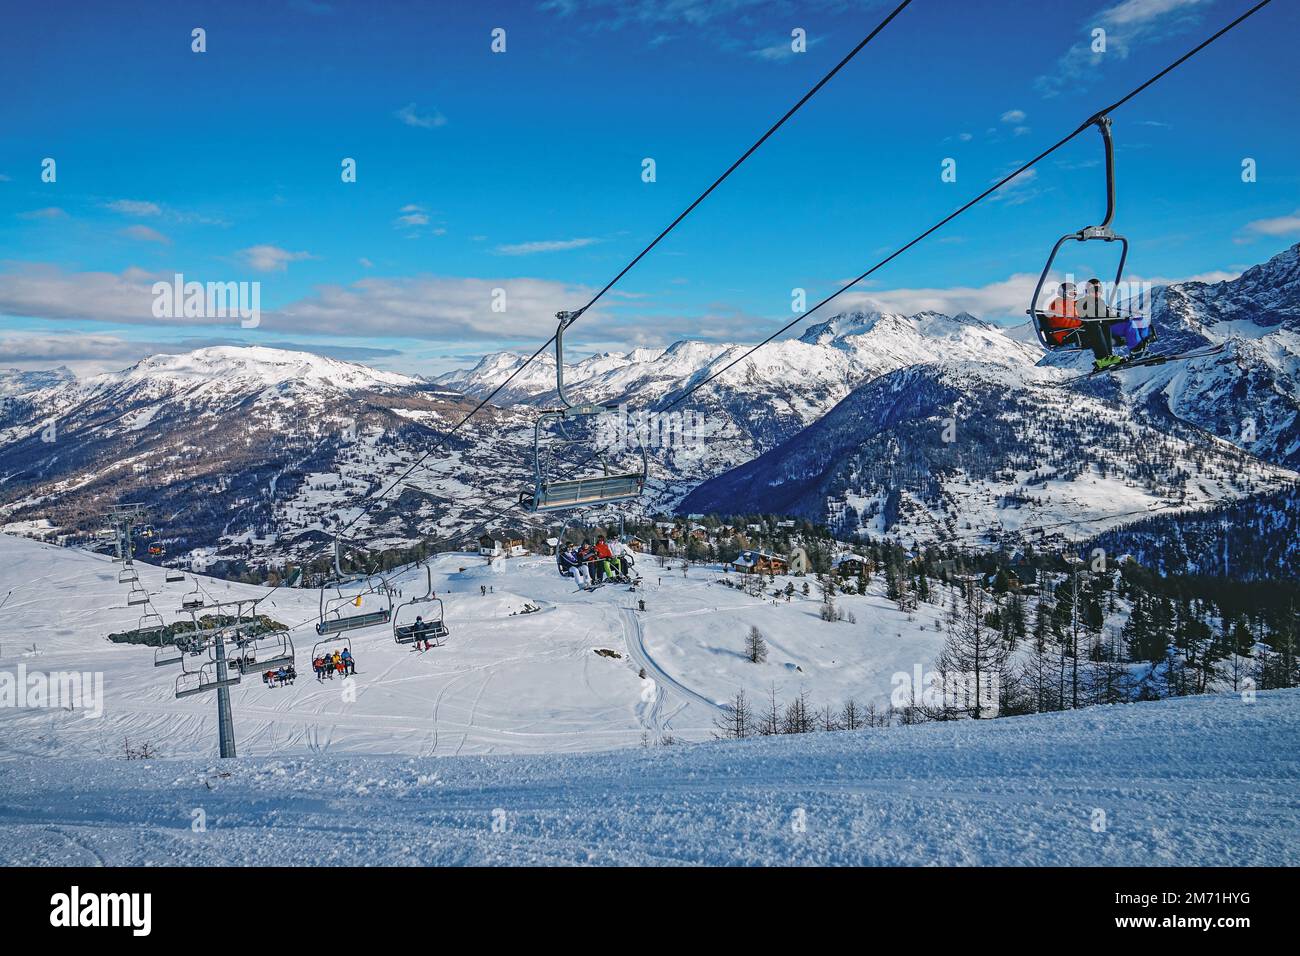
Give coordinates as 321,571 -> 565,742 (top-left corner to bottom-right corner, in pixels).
311,634 -> 359,665
118,565 -> 138,585
127,586 -> 149,607
154,643 -> 184,667
180,587 -> 206,611
174,661 -> 241,698
1027,115 -> 1135,355
520,311 -> 648,512
316,578 -> 393,635
229,632 -> 295,675
392,565 -> 449,646
165,569 -> 186,583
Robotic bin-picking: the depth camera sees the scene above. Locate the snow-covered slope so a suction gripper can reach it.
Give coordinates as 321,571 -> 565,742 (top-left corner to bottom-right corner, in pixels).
3,685 -> 1295,866
0,532 -> 945,760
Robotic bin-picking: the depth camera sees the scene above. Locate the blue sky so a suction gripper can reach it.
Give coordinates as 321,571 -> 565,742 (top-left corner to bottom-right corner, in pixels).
1,0 -> 1297,375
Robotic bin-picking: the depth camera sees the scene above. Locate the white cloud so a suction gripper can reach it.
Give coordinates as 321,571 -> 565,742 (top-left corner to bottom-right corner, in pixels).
17,207 -> 67,220
1240,210 -> 1300,239
824,273 -> 1042,322
494,237 -> 599,256
395,103 -> 447,129
1001,109 -> 1027,124
752,34 -> 822,60
239,245 -> 314,272
105,199 -> 162,216
121,224 -> 171,245
987,167 -> 1041,205
359,257 -> 374,268
1036,0 -> 1213,97
272,275 -> 600,339
0,264 -> 168,325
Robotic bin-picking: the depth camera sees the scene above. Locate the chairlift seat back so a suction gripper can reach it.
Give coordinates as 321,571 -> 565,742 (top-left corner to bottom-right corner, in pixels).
394,620 -> 449,645
315,608 -> 391,635
532,472 -> 644,512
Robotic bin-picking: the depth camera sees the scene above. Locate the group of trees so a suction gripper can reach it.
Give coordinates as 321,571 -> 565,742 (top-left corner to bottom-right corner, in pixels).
714,685 -> 892,740
714,548 -> 1299,742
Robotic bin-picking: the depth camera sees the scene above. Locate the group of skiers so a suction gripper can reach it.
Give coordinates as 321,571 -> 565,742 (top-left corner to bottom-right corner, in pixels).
312,647 -> 355,680
557,536 -> 637,589
1041,278 -> 1153,369
261,665 -> 296,687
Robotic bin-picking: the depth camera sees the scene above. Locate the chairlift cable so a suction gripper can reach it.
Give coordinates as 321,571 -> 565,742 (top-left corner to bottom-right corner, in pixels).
265,0 -> 1268,598
255,5 -> 914,600
568,0 -> 916,321
658,0 -> 1273,412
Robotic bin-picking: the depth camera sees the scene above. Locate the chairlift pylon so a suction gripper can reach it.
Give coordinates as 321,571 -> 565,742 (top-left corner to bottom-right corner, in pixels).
392,564 -> 449,646
520,311 -> 647,512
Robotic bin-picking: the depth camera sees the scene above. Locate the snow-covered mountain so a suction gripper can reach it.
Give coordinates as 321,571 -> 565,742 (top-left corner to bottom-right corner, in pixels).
0,366 -> 74,398
679,359 -> 1295,545
0,346 -> 531,567
4,244 -> 1300,567
1116,243 -> 1300,469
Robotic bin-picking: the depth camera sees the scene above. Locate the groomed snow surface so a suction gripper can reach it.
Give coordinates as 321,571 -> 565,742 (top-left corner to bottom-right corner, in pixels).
3,691 -> 1296,866
0,534 -> 1296,866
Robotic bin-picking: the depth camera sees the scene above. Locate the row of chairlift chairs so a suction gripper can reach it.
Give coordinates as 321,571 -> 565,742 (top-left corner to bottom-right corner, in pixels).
155,561 -> 450,698
153,315 -> 640,694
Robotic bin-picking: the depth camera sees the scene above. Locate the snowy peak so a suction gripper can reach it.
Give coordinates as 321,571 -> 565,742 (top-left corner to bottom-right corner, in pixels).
0,366 -> 75,398
80,345 -> 422,401
1160,241 -> 1300,332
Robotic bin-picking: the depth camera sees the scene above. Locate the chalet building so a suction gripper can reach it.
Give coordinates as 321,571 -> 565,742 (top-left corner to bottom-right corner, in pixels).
650,537 -> 675,557
478,531 -> 528,558
733,550 -> 789,575
832,553 -> 869,577
625,536 -> 647,553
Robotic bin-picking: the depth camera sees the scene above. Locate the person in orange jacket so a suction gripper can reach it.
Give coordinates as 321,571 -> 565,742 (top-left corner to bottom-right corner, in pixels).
594,537 -> 615,582
1041,281 -> 1083,347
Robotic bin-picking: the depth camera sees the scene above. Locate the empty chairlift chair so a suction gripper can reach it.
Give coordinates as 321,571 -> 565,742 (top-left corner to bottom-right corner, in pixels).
316,580 -> 393,636
165,568 -> 186,584
228,629 -> 295,675
127,585 -> 149,607
519,310 -> 648,513
392,565 -> 449,647
118,565 -> 138,585
174,660 -> 241,698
